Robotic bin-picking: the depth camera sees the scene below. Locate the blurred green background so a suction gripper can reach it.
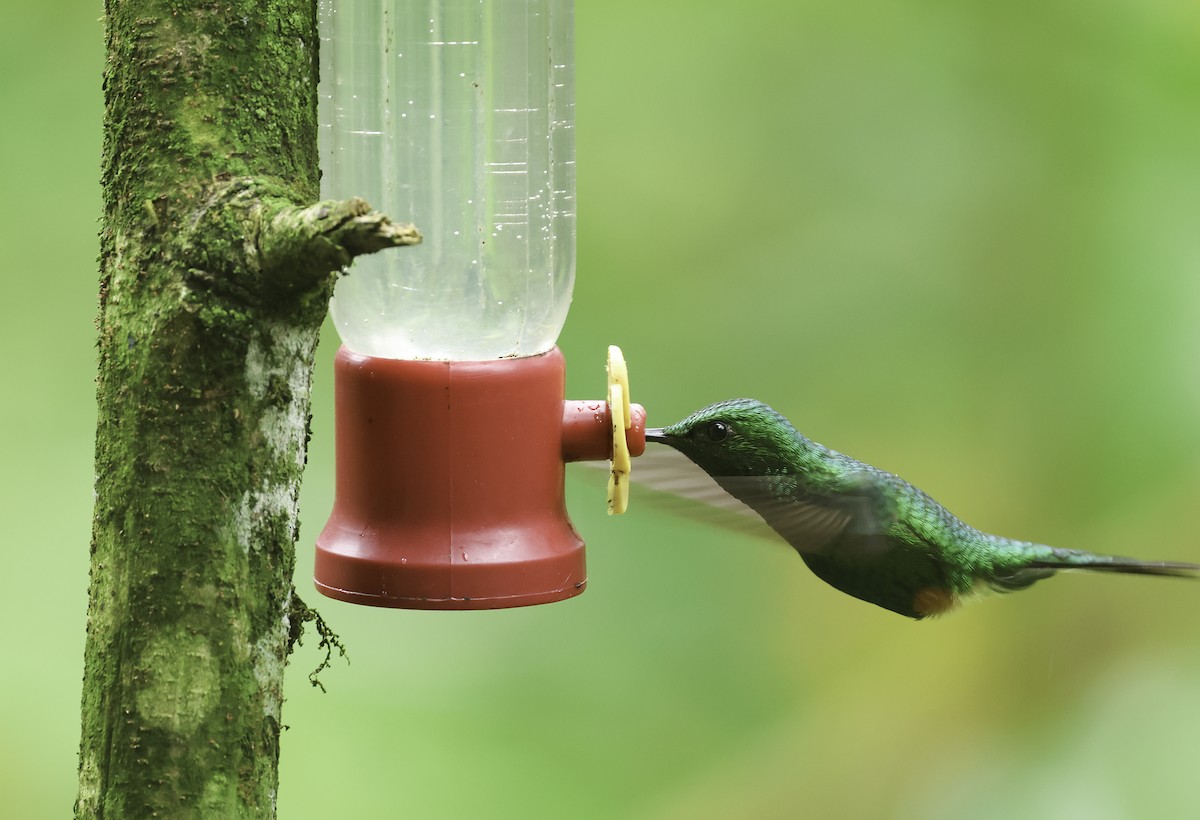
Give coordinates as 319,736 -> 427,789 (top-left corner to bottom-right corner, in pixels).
4,0 -> 1200,817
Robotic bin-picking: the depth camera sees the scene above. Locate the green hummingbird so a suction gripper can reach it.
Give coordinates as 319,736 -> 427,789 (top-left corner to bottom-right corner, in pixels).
643,399 -> 1198,619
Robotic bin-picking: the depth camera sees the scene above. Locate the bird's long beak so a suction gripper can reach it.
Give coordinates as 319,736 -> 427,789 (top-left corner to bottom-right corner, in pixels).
645,427 -> 672,443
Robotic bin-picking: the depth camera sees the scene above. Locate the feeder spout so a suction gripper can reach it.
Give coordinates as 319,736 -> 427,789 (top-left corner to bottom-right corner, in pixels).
561,401 -> 647,462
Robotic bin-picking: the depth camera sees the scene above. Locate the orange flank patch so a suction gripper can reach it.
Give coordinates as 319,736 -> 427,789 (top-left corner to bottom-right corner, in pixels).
912,586 -> 958,617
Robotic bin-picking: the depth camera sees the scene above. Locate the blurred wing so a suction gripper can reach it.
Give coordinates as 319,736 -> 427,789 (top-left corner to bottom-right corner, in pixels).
709,475 -> 859,555
623,448 -> 775,540
571,449 -> 864,555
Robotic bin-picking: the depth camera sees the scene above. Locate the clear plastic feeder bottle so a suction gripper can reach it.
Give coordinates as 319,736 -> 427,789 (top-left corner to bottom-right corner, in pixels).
319,0 -> 575,360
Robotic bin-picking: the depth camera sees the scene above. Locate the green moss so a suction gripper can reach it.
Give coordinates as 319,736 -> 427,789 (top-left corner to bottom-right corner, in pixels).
135,631 -> 221,734
178,92 -> 226,157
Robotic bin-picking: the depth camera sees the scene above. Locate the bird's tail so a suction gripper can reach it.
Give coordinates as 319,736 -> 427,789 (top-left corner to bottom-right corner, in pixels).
989,545 -> 1199,592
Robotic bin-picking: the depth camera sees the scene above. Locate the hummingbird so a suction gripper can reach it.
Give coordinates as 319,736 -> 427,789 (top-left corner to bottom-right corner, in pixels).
643,399 -> 1198,619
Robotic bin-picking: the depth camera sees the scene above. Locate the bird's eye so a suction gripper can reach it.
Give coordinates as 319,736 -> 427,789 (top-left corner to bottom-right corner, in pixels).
705,421 -> 730,442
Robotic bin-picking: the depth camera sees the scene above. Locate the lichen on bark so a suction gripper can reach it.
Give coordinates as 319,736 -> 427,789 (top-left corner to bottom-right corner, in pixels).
78,0 -> 417,816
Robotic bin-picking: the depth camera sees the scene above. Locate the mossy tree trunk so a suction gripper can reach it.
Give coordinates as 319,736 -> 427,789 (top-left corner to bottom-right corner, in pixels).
77,1 -> 418,816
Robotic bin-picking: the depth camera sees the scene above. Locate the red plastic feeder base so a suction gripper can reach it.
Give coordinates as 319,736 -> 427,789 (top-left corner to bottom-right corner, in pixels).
315,346 -> 588,610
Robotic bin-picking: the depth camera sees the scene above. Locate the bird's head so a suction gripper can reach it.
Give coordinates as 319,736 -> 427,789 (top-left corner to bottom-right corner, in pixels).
645,399 -> 801,476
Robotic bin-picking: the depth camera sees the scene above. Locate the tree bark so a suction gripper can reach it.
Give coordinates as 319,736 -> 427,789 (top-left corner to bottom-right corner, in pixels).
78,1 -> 417,816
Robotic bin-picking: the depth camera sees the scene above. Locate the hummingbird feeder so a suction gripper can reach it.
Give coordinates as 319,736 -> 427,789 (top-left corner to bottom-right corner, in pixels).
315,0 -> 645,609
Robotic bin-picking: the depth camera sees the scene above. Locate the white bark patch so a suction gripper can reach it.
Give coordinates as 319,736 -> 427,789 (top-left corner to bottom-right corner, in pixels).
252,587 -> 291,721
236,322 -> 317,553
238,326 -> 312,716
245,322 -> 315,468
233,480 -> 296,554
135,631 -> 220,734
